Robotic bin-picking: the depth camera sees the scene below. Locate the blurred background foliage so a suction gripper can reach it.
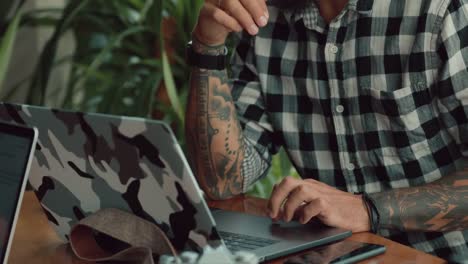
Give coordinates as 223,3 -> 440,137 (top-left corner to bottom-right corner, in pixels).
0,0 -> 23,96
0,0 -> 298,198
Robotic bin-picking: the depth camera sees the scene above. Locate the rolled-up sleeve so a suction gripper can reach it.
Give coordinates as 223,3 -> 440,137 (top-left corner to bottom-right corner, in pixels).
229,32 -> 281,192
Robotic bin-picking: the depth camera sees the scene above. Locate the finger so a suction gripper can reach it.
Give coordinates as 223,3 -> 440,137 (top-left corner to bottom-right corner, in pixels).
253,0 -> 268,14
283,185 -> 314,222
203,2 -> 243,32
260,0 -> 269,16
240,0 -> 268,27
267,183 -> 278,213
272,206 -> 284,222
268,176 -> 301,218
299,199 -> 324,224
293,203 -> 308,221
223,0 -> 259,35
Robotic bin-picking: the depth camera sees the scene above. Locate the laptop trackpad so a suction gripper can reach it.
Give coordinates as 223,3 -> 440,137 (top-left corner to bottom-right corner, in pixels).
212,209 -> 348,242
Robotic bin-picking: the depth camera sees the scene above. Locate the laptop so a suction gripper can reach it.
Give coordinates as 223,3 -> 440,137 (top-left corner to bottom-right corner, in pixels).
0,103 -> 351,262
0,121 -> 38,264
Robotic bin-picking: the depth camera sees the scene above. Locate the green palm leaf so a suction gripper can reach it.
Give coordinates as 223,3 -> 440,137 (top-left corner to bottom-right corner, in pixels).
0,13 -> 21,97
161,50 -> 184,124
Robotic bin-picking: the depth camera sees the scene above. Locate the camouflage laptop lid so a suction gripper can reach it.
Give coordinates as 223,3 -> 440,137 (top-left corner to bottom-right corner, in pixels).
0,103 -> 221,252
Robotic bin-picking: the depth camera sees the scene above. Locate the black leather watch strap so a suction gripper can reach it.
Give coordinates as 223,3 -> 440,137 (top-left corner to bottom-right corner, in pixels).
186,41 -> 227,70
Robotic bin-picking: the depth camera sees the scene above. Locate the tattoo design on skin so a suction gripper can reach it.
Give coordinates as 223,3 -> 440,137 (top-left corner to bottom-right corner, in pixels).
192,39 -> 226,56
186,50 -> 245,199
370,172 -> 468,232
209,86 -> 231,121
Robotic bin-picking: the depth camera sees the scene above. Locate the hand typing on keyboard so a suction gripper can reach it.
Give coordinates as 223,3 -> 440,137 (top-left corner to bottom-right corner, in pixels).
267,177 -> 371,233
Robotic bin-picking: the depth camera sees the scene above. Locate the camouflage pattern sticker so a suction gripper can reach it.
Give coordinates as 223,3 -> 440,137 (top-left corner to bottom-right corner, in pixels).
0,103 -> 222,252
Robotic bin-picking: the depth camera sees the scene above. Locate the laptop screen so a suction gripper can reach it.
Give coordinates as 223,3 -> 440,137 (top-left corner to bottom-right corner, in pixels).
0,123 -> 36,262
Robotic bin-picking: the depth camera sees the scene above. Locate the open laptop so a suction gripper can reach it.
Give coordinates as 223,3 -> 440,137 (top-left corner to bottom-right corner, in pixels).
0,103 -> 351,262
0,121 -> 38,264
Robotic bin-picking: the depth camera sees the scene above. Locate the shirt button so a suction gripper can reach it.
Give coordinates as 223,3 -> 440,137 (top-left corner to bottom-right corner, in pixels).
329,44 -> 339,54
347,163 -> 356,171
336,105 -> 345,114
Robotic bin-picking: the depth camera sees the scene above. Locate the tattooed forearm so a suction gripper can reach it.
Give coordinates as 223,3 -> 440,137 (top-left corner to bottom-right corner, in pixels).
192,40 -> 226,56
185,42 -> 245,200
370,171 -> 468,232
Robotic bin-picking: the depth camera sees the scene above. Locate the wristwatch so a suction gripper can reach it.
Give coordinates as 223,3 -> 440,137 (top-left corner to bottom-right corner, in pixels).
186,41 -> 228,70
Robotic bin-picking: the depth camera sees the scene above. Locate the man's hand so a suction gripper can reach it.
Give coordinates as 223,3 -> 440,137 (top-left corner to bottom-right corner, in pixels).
268,177 -> 371,233
193,0 -> 269,46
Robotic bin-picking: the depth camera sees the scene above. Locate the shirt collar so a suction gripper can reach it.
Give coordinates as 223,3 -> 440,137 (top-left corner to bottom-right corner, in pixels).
295,1 -> 324,32
281,0 -> 374,30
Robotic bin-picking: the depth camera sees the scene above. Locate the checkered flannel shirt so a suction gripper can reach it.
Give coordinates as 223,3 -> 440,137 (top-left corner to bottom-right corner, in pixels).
229,0 -> 468,258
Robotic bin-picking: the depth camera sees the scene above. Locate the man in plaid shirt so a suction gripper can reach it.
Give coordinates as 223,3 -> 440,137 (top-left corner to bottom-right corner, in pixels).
186,0 -> 468,259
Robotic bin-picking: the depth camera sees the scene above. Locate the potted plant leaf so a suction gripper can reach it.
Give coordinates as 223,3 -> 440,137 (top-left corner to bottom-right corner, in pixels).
23,0 -> 296,198
0,0 -> 24,98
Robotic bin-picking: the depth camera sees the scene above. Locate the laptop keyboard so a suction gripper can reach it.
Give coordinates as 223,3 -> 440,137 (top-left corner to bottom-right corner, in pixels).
218,231 -> 278,252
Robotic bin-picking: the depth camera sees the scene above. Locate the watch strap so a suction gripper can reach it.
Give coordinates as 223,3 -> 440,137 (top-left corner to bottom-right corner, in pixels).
186,41 -> 227,70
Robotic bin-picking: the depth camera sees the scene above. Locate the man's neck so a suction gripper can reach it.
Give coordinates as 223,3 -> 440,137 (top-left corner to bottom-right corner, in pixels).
315,0 -> 349,24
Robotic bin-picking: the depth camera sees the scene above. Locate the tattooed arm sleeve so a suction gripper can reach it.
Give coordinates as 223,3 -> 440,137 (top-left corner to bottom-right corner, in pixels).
370,2 -> 468,232
370,172 -> 468,232
186,33 -> 276,200
185,39 -> 246,200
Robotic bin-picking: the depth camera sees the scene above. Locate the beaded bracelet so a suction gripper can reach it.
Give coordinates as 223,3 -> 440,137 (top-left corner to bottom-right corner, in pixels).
356,191 -> 381,233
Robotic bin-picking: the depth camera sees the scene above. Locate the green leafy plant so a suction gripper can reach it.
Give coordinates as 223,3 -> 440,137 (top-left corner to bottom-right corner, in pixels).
0,0 -> 25,97
0,13 -> 21,95
22,0 -> 203,137
14,0 -> 295,199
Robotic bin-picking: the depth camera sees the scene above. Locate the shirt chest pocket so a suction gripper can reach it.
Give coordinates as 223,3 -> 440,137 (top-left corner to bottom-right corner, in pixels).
361,83 -> 443,159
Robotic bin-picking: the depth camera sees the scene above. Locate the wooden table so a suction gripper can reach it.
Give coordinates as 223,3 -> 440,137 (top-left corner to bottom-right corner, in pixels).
8,192 -> 445,263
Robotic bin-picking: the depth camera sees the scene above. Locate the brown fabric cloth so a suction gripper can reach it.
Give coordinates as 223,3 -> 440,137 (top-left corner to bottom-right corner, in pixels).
69,208 -> 177,264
